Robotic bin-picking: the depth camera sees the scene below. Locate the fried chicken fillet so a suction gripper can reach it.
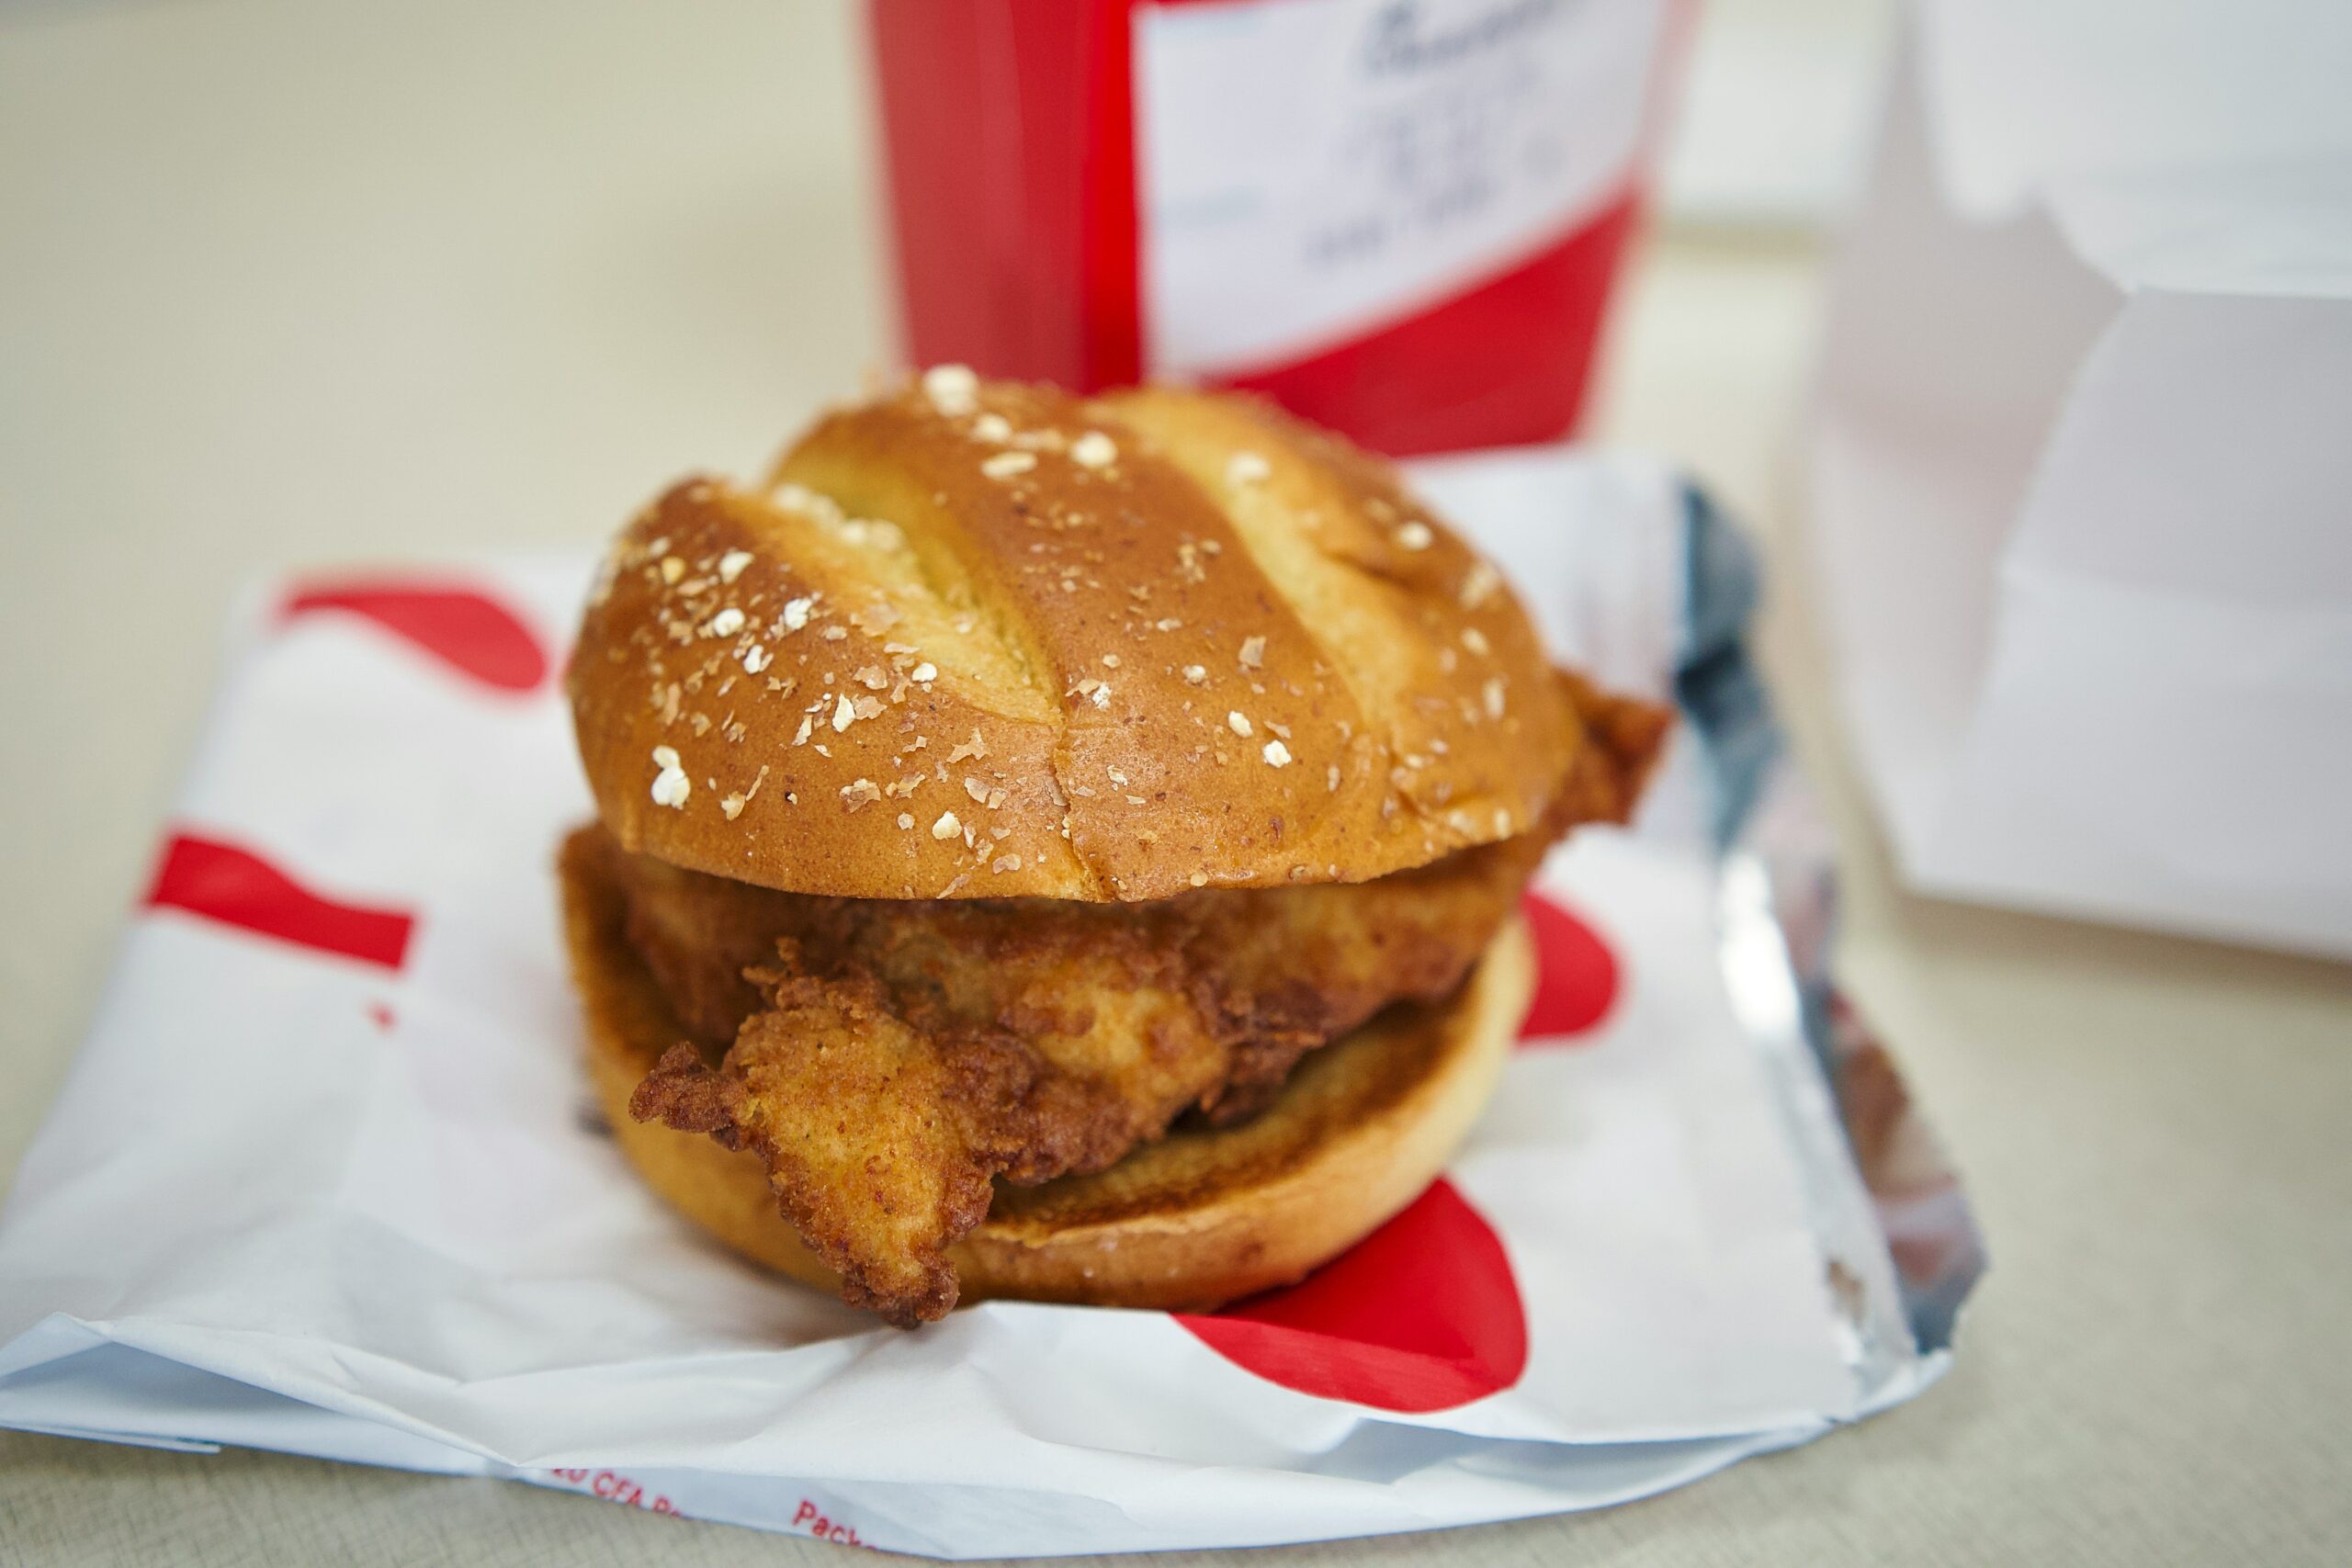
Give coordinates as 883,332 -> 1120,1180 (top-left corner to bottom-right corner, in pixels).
600,674 -> 1662,1325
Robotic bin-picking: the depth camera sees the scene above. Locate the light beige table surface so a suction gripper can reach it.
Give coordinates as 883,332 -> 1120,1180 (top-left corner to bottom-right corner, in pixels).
4,4 -> 2347,1564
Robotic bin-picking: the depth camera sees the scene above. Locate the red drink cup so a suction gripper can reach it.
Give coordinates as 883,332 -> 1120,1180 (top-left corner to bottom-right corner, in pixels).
868,0 -> 1687,457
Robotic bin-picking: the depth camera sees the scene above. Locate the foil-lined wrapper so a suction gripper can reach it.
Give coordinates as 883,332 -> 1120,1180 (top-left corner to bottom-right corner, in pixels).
0,451 -> 1981,1557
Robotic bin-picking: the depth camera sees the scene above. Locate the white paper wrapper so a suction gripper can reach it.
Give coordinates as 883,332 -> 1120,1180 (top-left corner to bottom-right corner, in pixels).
0,452 -> 1978,1557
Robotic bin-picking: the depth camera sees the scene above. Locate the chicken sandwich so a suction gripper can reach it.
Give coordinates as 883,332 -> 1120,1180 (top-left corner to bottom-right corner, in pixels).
560,374 -> 1668,1326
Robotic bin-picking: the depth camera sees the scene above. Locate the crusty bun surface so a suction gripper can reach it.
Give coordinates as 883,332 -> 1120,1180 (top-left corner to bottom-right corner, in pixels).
561,821 -> 1532,1313
571,374 -> 1608,902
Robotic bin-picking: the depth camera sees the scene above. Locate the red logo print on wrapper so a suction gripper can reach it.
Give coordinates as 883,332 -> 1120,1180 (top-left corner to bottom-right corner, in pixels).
1517,889 -> 1623,1044
145,833 -> 415,972
1178,1179 -> 1528,1413
280,579 -> 549,694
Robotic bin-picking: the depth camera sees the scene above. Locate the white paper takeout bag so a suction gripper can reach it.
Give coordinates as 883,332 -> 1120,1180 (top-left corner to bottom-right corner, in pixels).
1810,0 -> 2352,958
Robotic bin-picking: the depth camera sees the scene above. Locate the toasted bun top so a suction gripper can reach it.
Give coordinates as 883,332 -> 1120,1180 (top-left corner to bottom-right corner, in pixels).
571,373 -> 1590,901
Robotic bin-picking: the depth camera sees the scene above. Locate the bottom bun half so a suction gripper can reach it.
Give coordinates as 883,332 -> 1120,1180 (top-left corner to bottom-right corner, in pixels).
561,836 -> 1532,1314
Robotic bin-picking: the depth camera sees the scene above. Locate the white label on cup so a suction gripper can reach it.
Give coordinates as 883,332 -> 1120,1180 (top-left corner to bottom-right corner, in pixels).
1135,0 -> 1668,378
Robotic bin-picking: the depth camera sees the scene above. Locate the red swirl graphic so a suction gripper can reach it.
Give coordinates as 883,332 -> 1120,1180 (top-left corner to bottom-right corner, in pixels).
144,832 -> 414,972
1518,890 -> 1623,1043
281,580 -> 548,693
1178,1179 -> 1528,1412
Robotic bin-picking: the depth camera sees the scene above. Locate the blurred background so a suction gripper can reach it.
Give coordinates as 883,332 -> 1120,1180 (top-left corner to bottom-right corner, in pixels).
0,0 -> 1891,1122
3,1 -> 2347,1561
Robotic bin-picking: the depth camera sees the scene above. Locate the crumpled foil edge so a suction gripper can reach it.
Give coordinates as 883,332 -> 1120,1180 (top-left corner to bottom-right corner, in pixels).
1677,485 -> 1986,1414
